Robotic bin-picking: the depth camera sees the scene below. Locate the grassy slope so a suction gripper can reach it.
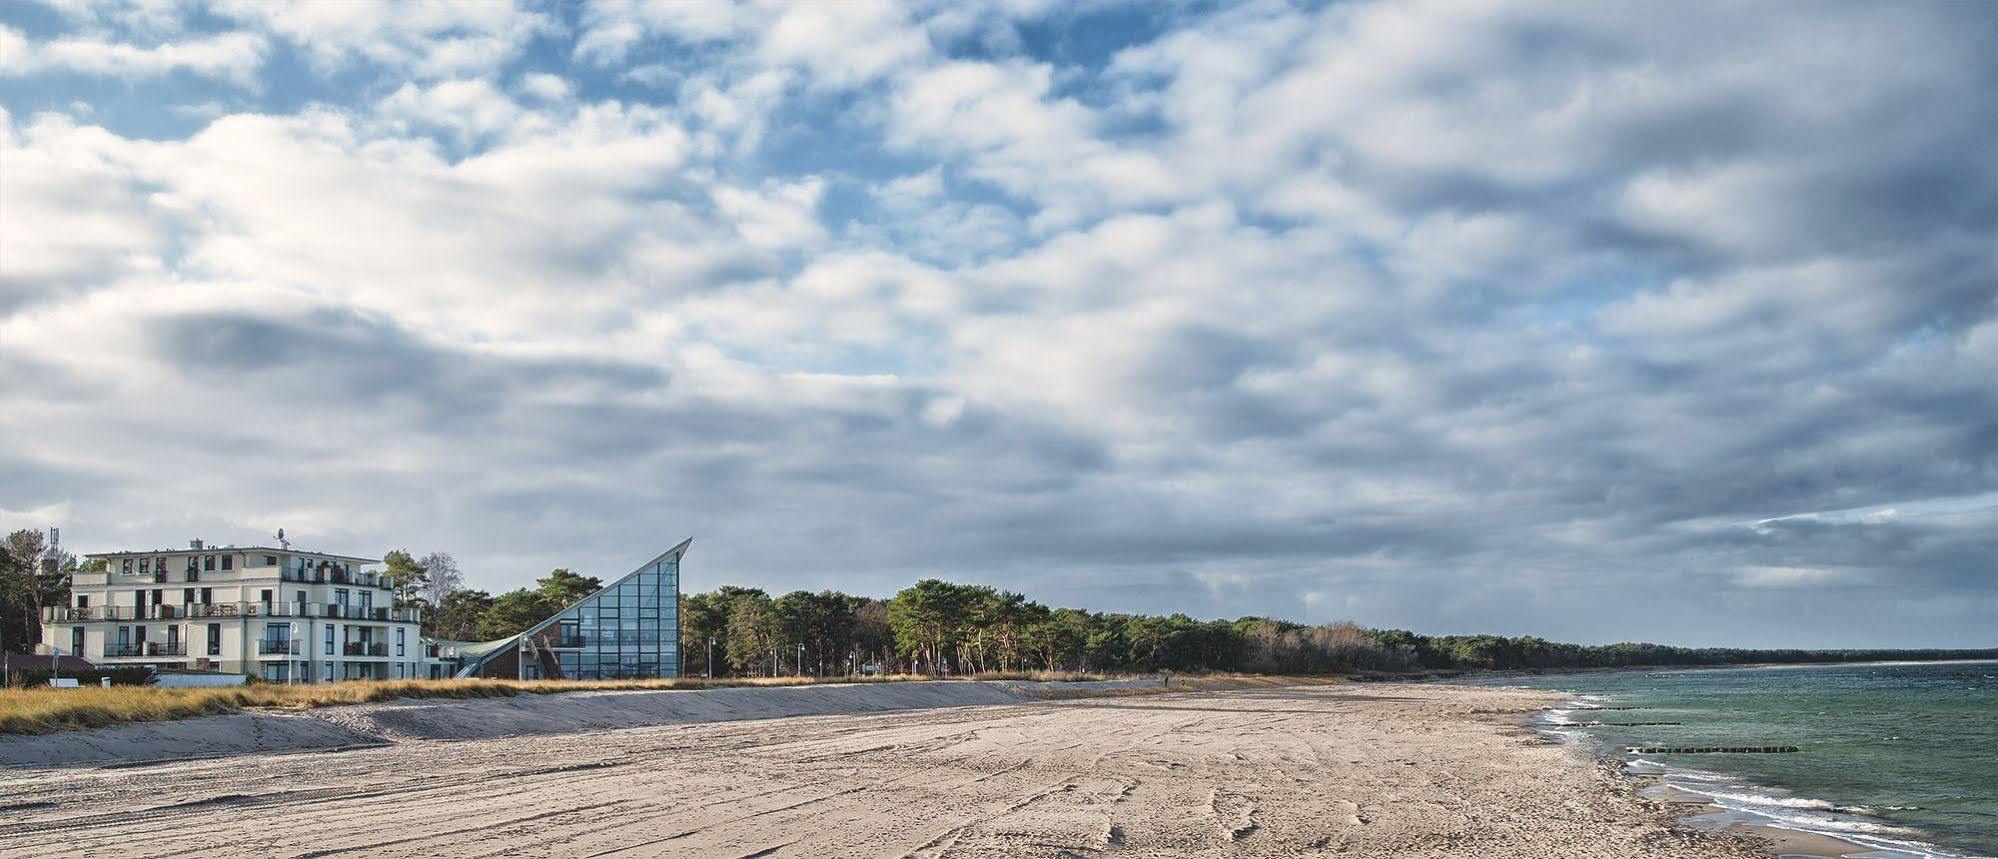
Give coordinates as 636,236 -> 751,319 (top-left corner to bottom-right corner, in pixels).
0,671 -> 1159,736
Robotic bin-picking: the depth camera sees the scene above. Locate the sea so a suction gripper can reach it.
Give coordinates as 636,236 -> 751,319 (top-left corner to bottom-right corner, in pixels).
1491,660 -> 1998,858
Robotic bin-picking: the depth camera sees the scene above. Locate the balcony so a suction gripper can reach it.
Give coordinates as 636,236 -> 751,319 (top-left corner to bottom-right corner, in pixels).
343,642 -> 388,657
45,601 -> 420,625
48,605 -> 187,622
103,642 -> 187,658
258,640 -> 300,655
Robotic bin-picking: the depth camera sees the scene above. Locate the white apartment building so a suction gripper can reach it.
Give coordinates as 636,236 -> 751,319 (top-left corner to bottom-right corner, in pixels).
40,540 -> 427,683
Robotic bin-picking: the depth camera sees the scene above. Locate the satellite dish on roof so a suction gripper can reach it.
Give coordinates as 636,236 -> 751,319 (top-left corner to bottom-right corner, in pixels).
277,528 -> 290,550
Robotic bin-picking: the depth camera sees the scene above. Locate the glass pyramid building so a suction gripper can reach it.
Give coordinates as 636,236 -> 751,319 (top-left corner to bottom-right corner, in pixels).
450,539 -> 685,680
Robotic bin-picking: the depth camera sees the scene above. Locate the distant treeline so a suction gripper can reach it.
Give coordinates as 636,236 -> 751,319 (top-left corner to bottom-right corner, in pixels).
678,578 -> 1998,678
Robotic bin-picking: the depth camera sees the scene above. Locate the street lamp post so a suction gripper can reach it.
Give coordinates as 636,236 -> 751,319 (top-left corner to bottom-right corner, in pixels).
796,643 -> 804,678
707,636 -> 715,679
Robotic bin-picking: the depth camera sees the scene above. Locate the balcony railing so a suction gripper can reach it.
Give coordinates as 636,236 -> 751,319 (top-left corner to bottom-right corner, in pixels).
45,603 -> 421,624
258,640 -> 300,655
279,568 -> 386,589
343,642 -> 388,657
103,642 -> 187,658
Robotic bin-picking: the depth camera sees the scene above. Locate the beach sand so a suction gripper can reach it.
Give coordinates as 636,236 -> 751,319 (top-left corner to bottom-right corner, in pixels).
0,683 -> 1776,857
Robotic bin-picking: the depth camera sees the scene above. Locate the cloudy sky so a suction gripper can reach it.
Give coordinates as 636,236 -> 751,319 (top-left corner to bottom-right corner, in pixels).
2,0 -> 1993,648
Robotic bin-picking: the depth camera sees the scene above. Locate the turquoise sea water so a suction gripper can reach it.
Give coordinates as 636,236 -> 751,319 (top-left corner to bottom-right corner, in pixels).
1493,661 -> 1998,858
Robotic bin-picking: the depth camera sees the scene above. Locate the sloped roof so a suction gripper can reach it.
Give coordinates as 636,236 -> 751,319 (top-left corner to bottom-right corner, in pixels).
450,539 -> 691,678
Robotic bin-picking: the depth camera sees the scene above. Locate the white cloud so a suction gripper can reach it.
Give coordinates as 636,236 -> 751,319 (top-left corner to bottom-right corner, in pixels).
711,177 -> 828,251
212,0 -> 557,79
0,24 -> 267,87
516,72 -> 574,102
1733,566 -> 1858,589
757,1 -> 931,88
886,58 -> 1174,224
0,111 -> 173,302
375,79 -> 536,149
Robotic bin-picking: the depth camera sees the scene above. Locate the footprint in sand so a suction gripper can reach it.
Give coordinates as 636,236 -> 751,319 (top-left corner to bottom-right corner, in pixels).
1334,798 -> 1370,826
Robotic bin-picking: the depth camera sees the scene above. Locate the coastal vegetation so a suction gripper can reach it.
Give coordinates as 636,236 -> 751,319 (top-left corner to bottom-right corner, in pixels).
678,579 -> 1998,678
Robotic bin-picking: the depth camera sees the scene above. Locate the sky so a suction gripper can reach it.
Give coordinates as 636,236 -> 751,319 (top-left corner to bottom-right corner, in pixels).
1,0 -> 1993,649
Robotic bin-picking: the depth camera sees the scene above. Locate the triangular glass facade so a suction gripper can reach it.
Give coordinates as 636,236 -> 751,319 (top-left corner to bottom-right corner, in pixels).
521,544 -> 682,679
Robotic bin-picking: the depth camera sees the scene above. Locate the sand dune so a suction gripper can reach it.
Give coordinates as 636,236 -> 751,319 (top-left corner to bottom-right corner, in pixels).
0,683 -> 1764,858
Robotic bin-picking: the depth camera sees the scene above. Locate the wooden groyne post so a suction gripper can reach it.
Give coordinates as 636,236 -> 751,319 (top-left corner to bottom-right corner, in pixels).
1624,746 -> 1799,754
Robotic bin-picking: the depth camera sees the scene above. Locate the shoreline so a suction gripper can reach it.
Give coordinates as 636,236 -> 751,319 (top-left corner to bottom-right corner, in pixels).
1626,771 -> 1888,859
1526,690 -> 1962,859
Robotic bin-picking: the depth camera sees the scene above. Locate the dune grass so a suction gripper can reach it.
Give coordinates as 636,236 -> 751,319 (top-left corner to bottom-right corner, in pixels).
0,670 -> 1127,736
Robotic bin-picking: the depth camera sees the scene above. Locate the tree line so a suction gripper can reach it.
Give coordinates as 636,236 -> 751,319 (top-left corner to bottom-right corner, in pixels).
673,578 -> 1998,678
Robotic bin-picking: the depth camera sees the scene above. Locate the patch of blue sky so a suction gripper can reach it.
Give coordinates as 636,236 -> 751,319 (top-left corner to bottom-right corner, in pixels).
1011,2 -> 1178,72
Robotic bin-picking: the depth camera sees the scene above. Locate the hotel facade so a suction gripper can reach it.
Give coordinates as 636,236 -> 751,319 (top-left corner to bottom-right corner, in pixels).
40,541 -> 427,683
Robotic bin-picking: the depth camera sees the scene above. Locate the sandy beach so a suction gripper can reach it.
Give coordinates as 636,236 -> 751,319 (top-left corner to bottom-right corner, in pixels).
0,683 -> 1776,858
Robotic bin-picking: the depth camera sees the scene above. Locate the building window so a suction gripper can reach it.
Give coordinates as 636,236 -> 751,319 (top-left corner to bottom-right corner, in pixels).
396,627 -> 405,657
323,662 -> 333,683
263,555 -> 278,566
220,555 -> 233,570
70,627 -> 83,656
200,587 -> 212,604
207,624 -> 221,656
260,589 -> 273,604
121,559 -> 133,574
76,595 -> 89,609
324,625 -> 335,656
203,555 -> 215,571
394,663 -> 404,679
263,622 -> 290,652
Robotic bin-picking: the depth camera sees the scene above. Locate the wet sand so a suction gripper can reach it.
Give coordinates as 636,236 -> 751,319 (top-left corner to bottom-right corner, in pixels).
0,683 -> 1768,857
